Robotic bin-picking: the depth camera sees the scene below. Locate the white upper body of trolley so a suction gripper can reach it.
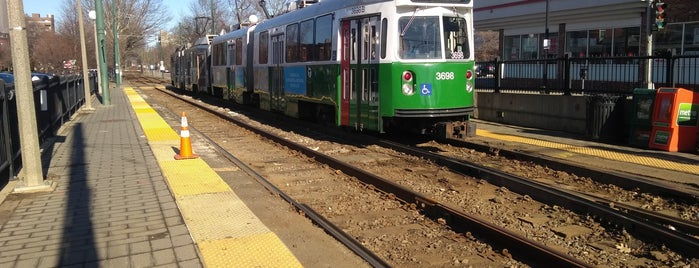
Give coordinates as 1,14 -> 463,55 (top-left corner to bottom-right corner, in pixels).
242,0 -> 474,64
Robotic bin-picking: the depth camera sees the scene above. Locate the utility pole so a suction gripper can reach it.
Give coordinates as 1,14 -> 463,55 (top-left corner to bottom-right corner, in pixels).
89,10 -> 102,95
6,0 -> 48,191
113,0 -> 121,88
95,0 -> 110,105
78,0 -> 94,111
211,0 -> 215,34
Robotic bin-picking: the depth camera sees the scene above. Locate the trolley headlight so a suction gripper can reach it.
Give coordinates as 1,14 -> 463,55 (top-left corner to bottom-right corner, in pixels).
401,71 -> 415,96
402,84 -> 415,95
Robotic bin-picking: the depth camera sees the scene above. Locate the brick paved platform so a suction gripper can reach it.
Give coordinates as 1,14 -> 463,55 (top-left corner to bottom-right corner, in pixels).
0,85 -> 202,267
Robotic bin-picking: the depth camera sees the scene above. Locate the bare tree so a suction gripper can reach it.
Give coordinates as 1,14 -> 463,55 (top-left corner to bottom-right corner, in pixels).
55,0 -> 171,69
260,0 -> 287,18
188,0 -> 233,35
168,0 -> 287,47
227,0 -> 258,26
0,40 -> 12,71
30,31 -> 75,73
475,30 -> 500,61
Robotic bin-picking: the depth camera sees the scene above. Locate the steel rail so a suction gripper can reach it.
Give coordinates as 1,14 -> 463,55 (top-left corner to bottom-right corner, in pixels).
154,85 -> 592,268
455,140 -> 699,203
379,139 -> 699,259
147,84 -> 391,268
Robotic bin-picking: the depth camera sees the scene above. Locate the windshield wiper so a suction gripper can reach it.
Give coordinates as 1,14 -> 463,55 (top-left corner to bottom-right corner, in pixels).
400,7 -> 420,37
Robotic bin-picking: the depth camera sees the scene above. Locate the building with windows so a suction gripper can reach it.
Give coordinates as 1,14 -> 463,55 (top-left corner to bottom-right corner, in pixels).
474,0 -> 698,60
25,13 -> 55,39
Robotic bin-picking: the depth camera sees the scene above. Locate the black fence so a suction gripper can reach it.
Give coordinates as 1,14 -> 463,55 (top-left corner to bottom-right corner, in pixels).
476,54 -> 699,95
0,73 -> 95,187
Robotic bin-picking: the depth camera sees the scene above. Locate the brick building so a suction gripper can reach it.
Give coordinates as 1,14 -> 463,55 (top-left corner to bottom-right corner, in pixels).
25,13 -> 55,39
0,0 -> 56,71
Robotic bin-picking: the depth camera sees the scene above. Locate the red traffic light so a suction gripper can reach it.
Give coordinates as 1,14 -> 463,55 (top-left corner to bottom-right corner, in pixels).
654,2 -> 667,30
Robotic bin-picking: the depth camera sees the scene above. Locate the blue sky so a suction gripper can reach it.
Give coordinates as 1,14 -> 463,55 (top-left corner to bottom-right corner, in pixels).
22,0 -> 187,30
22,0 -> 62,17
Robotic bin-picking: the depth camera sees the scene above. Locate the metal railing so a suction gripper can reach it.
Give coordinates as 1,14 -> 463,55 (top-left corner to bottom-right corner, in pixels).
0,74 -> 95,186
476,54 -> 699,95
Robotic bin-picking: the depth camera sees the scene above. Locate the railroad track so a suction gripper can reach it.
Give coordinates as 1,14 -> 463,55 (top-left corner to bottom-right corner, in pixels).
127,74 -> 698,267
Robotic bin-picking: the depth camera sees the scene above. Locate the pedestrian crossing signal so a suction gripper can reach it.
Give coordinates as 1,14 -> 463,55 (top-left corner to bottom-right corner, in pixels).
654,2 -> 667,31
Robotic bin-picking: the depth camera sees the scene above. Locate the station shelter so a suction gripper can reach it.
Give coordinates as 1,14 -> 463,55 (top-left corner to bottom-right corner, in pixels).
473,0 -> 699,61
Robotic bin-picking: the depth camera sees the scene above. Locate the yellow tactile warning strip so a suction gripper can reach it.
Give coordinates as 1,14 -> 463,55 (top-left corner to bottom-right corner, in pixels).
124,87 -> 303,267
476,129 -> 699,175
199,233 -> 302,267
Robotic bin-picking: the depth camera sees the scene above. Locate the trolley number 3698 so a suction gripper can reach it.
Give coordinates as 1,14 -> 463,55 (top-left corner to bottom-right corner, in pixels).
435,72 -> 455,80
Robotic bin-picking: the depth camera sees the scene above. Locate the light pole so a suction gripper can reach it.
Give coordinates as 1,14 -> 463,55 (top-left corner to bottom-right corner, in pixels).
95,0 -> 110,105
542,0 -> 549,91
113,0 -> 121,87
89,10 -> 102,95
211,0 -> 215,34
77,0 -> 93,110
645,0 -> 654,89
158,34 -> 163,78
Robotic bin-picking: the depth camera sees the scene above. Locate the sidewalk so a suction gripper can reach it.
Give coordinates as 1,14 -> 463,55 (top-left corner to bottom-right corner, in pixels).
0,85 -> 202,267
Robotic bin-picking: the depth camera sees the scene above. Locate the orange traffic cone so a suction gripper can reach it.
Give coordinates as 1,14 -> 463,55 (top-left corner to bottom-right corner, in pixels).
175,112 -> 199,160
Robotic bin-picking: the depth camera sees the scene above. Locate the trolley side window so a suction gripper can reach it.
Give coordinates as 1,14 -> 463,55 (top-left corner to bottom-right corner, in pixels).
259,31 -> 269,64
212,43 -> 225,66
286,23 -> 300,63
227,43 -> 235,65
236,38 -> 243,65
300,19 -> 314,62
316,14 -> 333,61
381,18 -> 387,59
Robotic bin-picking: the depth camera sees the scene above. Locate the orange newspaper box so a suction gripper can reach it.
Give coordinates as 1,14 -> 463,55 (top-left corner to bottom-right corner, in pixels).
648,87 -> 699,152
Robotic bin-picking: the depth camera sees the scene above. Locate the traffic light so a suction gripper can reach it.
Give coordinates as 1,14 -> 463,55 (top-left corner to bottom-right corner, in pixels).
654,1 -> 667,31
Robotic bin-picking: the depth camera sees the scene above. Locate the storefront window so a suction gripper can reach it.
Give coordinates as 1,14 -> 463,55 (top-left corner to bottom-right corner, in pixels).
683,22 -> 699,54
588,29 -> 612,57
613,27 -> 640,57
654,24 -> 683,56
504,35 -> 521,60
566,30 -> 587,58
522,34 -> 538,59
542,33 -> 558,58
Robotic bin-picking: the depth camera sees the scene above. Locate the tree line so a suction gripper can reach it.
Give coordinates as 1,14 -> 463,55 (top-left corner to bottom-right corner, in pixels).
0,0 -> 499,74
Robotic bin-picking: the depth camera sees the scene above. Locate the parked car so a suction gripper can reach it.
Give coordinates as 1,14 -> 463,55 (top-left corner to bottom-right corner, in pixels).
475,63 -> 495,77
31,72 -> 54,81
0,72 -> 57,84
0,73 -> 14,84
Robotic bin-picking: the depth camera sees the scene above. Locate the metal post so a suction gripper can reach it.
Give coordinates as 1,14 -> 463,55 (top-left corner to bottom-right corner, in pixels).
159,34 -> 164,78
91,12 -> 102,94
542,0 -> 549,91
646,0 -> 654,89
95,0 -> 110,105
78,0 -> 94,111
211,0 -> 215,34
7,0 -> 47,191
113,0 -> 121,88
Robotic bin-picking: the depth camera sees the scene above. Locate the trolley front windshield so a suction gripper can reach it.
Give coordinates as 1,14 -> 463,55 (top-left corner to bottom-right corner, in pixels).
398,16 -> 470,60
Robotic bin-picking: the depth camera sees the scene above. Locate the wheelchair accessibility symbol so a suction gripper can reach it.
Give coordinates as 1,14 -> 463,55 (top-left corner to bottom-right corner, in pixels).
420,84 -> 432,96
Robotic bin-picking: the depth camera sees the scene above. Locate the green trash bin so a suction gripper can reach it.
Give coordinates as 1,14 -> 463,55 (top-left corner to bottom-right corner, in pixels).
627,88 -> 656,148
